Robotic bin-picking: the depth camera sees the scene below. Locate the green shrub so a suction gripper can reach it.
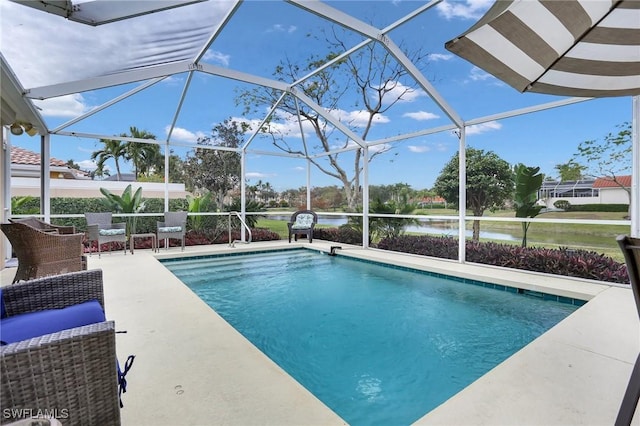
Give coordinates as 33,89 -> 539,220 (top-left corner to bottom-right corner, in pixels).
568,203 -> 629,212
376,235 -> 629,284
313,225 -> 363,245
11,196 -> 188,232
553,200 -> 571,210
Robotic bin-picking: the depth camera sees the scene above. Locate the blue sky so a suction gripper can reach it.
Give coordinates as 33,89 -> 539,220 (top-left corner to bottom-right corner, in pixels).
1,0 -> 633,192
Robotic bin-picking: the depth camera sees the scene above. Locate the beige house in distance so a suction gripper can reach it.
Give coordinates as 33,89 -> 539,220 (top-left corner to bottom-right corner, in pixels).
538,176 -> 631,209
10,146 -> 187,199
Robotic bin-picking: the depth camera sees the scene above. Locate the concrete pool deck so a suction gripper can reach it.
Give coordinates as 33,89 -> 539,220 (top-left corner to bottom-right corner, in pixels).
1,240 -> 638,425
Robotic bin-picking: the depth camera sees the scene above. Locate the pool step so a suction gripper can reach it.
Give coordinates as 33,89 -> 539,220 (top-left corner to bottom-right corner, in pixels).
166,251 -> 320,273
166,250 -> 331,283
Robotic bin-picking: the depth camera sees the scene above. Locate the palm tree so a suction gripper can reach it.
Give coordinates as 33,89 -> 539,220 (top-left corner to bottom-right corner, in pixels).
125,127 -> 160,179
91,138 -> 128,180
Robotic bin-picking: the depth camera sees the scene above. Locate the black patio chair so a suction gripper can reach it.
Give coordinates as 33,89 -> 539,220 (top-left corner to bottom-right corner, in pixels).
615,235 -> 640,426
287,210 -> 317,243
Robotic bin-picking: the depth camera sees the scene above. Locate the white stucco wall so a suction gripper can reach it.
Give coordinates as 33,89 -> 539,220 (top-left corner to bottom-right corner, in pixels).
10,177 -> 188,199
540,186 -> 629,208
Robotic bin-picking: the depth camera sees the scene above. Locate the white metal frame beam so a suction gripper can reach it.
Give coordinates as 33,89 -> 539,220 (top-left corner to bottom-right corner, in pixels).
10,0 -> 207,26
25,61 -> 193,100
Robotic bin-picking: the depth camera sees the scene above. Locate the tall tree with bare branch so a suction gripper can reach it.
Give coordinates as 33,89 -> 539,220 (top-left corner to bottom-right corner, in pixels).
238,28 -> 430,211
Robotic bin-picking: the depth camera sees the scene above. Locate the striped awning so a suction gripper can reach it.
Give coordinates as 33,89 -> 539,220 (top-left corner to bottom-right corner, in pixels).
445,0 -> 640,98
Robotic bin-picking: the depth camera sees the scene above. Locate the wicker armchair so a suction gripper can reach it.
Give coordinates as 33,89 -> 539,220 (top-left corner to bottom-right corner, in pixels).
0,270 -> 121,426
287,210 -> 318,243
9,216 -> 76,234
615,235 -> 640,426
1,222 -> 85,283
85,212 -> 127,257
156,211 -> 187,251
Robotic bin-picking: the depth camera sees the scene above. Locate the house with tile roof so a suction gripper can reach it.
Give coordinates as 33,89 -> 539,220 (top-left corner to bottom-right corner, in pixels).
538,176 -> 631,208
11,146 -> 91,180
9,146 -> 187,199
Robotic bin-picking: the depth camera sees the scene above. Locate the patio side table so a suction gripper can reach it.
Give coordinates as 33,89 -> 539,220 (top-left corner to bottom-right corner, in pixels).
129,233 -> 158,254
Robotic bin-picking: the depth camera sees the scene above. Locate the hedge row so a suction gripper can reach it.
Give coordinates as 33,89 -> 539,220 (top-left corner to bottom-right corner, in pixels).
375,235 -> 629,284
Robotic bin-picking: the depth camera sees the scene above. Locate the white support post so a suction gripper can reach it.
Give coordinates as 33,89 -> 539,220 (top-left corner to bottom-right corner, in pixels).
458,128 -> 466,263
306,159 -> 311,209
631,95 -> 639,237
1,129 -> 10,265
241,150 -> 247,242
362,146 -> 370,249
164,142 -> 170,212
41,133 -> 51,222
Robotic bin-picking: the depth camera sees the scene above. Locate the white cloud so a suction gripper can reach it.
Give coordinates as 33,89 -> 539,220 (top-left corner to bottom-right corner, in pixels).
246,172 -> 274,179
267,24 -> 297,33
236,105 -> 390,140
329,109 -> 390,127
234,114 -> 307,139
376,81 -> 426,104
77,159 -> 98,171
159,75 -> 184,86
469,66 -> 495,82
408,145 -> 431,153
466,121 -> 502,135
35,94 -> 91,118
436,0 -> 492,20
428,53 -> 453,62
203,50 -> 230,67
403,111 -> 439,121
166,126 -> 207,143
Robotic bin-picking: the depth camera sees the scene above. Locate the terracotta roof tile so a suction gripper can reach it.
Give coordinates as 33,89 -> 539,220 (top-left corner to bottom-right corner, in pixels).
593,175 -> 632,188
10,146 -> 67,167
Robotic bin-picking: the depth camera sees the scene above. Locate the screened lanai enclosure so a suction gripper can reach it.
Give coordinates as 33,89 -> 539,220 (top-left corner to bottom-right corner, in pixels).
1,0 -> 639,264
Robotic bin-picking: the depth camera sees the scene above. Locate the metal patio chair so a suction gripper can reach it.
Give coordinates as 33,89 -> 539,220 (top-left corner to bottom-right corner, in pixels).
85,212 -> 127,257
156,211 -> 187,251
615,235 -> 640,426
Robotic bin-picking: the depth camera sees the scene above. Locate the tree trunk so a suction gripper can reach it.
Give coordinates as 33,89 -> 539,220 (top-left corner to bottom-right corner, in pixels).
472,207 -> 483,241
472,220 -> 480,241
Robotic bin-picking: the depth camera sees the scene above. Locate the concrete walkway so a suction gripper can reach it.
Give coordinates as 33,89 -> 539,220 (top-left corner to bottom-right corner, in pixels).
1,240 -> 638,425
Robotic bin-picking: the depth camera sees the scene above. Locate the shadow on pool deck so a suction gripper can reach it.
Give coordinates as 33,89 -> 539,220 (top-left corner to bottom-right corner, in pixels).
1,240 -> 638,425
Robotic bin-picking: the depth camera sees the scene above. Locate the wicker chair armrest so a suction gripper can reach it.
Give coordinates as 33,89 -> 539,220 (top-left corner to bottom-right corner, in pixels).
3,269 -> 104,317
0,321 -> 120,426
156,221 -> 166,228
52,224 -> 76,234
112,222 -> 126,230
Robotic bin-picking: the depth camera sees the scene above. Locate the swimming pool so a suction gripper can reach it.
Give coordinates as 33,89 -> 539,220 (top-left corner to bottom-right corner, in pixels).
163,249 -> 581,425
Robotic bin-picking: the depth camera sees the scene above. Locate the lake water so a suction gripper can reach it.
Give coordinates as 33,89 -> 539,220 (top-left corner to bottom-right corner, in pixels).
267,215 -> 518,241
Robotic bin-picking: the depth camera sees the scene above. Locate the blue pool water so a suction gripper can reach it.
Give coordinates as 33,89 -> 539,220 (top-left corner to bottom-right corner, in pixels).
163,249 -> 580,425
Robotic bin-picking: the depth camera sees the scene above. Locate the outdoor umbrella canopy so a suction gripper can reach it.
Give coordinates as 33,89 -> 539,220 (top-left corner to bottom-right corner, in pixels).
445,0 -> 640,98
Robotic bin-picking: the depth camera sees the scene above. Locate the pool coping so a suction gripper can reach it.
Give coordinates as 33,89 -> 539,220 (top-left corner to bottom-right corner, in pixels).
1,240 -> 638,425
160,247 -> 590,306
